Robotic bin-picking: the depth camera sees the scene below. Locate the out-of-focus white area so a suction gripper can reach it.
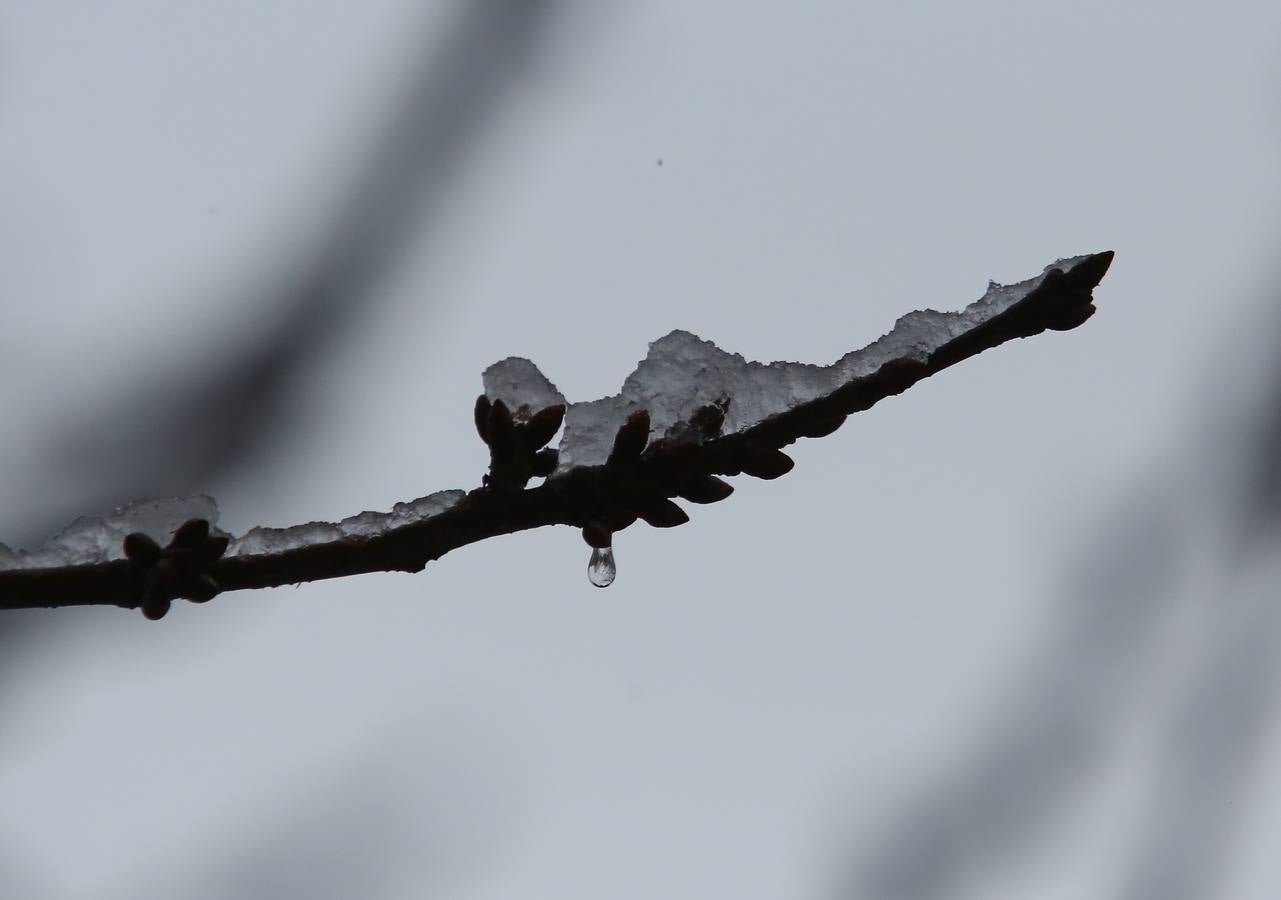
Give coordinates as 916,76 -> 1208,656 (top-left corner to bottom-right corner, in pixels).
1,2 -> 1279,898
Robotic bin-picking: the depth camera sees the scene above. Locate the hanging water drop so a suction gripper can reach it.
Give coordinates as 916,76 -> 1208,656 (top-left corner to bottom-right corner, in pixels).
587,546 -> 616,588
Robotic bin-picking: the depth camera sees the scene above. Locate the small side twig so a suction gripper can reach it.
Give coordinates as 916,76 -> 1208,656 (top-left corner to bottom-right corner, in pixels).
123,519 -> 230,619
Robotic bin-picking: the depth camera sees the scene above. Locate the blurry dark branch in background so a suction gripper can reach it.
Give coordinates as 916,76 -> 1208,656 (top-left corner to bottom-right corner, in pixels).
19,0 -> 563,548
849,488 -> 1188,900
1240,309 -> 1281,544
1113,305 -> 1281,900
1117,580 -> 1281,900
848,294 -> 1281,900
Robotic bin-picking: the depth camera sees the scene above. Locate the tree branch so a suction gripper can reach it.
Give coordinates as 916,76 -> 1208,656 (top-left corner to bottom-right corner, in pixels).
0,251 -> 1113,615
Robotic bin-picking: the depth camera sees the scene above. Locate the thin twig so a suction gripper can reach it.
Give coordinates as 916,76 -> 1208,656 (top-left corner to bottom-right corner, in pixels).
0,251 -> 1113,613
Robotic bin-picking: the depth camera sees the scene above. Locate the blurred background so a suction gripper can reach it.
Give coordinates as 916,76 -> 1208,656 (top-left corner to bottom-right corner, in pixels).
1,2 -> 1279,898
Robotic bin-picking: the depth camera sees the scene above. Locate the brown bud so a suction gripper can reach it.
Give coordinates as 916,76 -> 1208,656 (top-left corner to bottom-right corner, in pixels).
582,521 -> 613,549
609,410 -> 651,464
171,518 -> 210,550
1046,303 -> 1095,331
1036,267 -> 1066,290
677,475 -> 734,504
487,399 -> 516,455
140,598 -> 171,621
799,415 -> 846,438
873,357 -> 928,395
199,534 -> 230,565
523,404 -> 565,450
474,395 -> 492,444
531,448 -> 559,477
739,446 -> 794,480
123,532 -> 162,566
636,498 -> 690,528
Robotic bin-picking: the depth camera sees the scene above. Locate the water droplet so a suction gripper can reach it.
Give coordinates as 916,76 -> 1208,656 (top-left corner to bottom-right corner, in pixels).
588,546 -> 616,588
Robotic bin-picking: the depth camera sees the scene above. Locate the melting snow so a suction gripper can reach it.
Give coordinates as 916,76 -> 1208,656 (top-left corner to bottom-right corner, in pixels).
225,490 -> 466,558
0,496 -> 223,571
484,256 -> 1098,471
0,489 -> 469,570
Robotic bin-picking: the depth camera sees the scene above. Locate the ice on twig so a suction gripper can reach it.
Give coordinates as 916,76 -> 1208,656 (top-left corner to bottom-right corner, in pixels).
483,358 -> 566,420
0,496 -> 223,571
226,490 -> 466,558
483,255 -> 1097,471
0,487 -> 469,570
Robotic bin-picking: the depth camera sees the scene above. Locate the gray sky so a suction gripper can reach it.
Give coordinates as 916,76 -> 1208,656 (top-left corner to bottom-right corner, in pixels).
2,2 -> 1280,898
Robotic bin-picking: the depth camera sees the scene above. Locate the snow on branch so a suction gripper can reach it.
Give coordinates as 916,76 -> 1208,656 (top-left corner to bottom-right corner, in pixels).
0,251 -> 1113,615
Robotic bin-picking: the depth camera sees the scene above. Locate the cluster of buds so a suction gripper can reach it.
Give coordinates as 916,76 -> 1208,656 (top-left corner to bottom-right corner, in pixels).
123,518 -> 229,620
574,399 -> 793,551
471,391 -> 807,554
474,396 -> 564,492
